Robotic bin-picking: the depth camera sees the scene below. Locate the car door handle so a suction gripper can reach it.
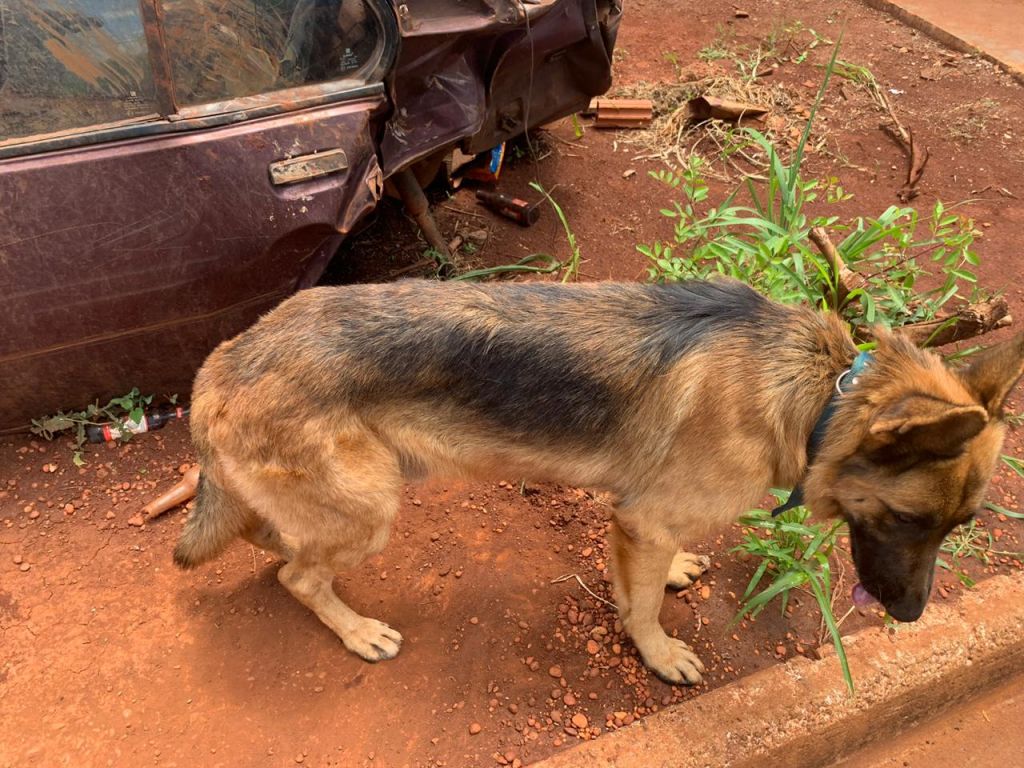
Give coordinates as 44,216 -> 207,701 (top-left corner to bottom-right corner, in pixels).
269,148 -> 349,185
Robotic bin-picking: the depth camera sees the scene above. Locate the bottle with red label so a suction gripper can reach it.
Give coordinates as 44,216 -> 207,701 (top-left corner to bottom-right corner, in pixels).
85,405 -> 190,443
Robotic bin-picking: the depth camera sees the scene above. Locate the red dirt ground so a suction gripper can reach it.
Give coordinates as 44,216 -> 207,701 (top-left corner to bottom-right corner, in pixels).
3,1 -> 1024,766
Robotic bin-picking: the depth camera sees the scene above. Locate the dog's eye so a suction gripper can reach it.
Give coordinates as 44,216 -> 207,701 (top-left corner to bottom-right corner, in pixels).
889,508 -> 917,525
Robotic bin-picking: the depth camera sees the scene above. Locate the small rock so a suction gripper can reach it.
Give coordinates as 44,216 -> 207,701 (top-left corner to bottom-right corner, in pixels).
19,563 -> 30,572
563,693 -> 577,706
586,639 -> 600,655
700,585 -> 711,600
571,713 -> 588,730
469,722 -> 482,735
548,666 -> 562,678
13,554 -> 23,565
430,532 -> 441,541
775,644 -> 786,657
127,514 -> 145,527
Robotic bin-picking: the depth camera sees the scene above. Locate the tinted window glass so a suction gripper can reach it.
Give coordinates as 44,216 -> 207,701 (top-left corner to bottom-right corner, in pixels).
0,0 -> 157,141
160,0 -> 386,107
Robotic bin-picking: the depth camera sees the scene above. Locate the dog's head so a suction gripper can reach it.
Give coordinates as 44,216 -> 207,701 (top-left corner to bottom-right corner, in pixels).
806,331 -> 1024,622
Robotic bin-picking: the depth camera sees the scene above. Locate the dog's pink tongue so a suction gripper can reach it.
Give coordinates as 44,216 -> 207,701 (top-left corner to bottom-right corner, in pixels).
852,582 -> 877,607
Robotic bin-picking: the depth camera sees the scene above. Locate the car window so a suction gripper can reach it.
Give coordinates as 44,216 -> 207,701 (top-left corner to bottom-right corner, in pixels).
160,0 -> 388,107
0,1 -> 158,142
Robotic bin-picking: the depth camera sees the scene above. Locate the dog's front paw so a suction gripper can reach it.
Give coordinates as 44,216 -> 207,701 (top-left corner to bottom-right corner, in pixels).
343,617 -> 403,662
666,551 -> 711,590
638,636 -> 706,686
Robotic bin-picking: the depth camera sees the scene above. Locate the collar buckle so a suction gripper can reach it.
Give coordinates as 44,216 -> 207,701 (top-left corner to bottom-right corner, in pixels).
772,350 -> 873,517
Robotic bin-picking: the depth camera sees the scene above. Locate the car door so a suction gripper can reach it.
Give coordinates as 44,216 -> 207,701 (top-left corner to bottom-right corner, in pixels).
0,0 -> 398,429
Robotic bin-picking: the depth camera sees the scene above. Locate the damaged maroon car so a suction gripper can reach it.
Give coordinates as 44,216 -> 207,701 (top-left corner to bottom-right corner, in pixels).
0,0 -> 621,428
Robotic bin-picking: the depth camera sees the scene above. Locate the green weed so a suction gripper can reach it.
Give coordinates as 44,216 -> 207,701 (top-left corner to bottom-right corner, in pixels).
640,44 -> 983,339
530,182 -> 582,282
31,387 -> 155,466
733,498 -> 854,693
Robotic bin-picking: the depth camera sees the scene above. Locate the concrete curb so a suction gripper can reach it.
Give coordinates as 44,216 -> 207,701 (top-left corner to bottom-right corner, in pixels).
861,0 -> 1024,85
534,572 -> 1024,768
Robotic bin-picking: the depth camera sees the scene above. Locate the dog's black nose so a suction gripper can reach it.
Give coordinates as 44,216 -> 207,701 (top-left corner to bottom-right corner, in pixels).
885,598 -> 927,622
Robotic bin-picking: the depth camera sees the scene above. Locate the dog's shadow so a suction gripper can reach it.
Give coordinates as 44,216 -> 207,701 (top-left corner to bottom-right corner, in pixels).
176,544 -> 559,718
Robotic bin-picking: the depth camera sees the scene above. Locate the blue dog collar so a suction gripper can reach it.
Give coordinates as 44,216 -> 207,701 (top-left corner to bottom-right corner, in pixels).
772,351 -> 872,516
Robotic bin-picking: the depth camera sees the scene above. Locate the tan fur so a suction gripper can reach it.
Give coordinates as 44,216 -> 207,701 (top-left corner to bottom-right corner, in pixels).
174,281 -> 1024,683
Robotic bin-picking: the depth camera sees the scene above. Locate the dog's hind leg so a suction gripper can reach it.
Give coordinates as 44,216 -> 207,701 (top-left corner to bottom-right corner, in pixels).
241,519 -> 296,562
609,518 -> 706,685
268,456 -> 403,663
666,552 -> 711,590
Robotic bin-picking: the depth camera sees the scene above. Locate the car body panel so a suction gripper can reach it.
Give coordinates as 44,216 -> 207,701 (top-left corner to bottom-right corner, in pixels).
1,95 -> 386,424
0,0 -> 620,428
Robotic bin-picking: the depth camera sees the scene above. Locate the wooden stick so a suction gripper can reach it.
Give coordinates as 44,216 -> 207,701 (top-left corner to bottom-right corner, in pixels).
898,130 -> 930,202
896,298 -> 1011,347
808,226 -> 868,308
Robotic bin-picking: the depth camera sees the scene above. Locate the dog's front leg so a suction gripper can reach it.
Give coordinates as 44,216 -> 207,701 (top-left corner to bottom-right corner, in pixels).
666,551 -> 711,589
608,519 -> 706,685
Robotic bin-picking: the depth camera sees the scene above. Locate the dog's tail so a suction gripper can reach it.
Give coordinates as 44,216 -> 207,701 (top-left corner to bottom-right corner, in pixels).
173,386 -> 254,569
172,465 -> 251,569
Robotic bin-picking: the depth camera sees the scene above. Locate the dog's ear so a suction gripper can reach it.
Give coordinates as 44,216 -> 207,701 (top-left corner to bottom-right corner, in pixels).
868,395 -> 987,457
960,333 -> 1024,417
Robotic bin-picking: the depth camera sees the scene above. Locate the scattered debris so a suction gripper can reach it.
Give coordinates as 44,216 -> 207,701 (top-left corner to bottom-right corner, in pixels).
592,98 -> 654,129
614,76 -> 802,176
86,405 -> 189,443
970,185 -> 1017,199
462,144 -> 507,184
475,190 -> 541,227
141,465 -> 200,521
686,95 -> 769,123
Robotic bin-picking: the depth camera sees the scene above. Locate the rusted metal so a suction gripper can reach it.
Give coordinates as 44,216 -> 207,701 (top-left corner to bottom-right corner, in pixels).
138,0 -> 180,117
270,149 -> 350,186
382,0 -> 622,173
391,168 -> 452,260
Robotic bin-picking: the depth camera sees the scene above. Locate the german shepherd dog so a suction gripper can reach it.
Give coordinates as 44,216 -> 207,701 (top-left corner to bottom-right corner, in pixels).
174,280 -> 1024,685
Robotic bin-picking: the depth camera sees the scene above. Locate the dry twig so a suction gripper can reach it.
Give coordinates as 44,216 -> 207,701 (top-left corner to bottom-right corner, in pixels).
551,573 -> 618,611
